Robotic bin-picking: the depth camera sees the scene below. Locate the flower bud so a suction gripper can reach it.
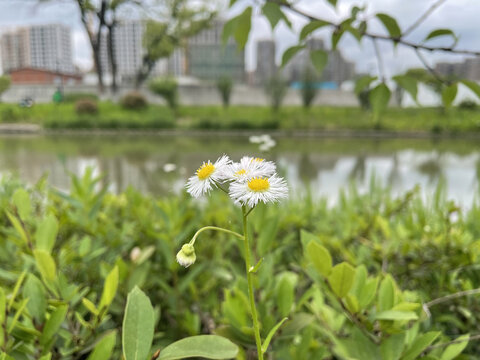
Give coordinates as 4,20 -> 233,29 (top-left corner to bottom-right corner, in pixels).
130,246 -> 141,262
176,243 -> 196,268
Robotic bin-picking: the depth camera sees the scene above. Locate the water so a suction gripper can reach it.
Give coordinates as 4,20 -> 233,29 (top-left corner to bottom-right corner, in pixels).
1,134 -> 479,206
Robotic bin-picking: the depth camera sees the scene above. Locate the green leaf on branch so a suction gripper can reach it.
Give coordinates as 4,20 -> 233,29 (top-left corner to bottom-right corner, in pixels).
442,83 -> 458,108
87,331 -> 117,360
34,249 -> 57,281
35,214 -> 58,253
331,29 -> 345,50
122,287 -> 155,360
23,274 -> 47,323
393,75 -> 418,102
369,83 -> 391,119
6,211 -> 29,245
222,7 -> 252,49
310,50 -> 328,74
300,20 -> 329,40
262,3 -> 291,30
402,332 -> 440,360
354,75 -> 377,94
378,275 -> 395,311
440,334 -> 469,360
39,305 -> 68,345
461,79 -> 480,99
262,317 -> 288,353
376,13 -> 402,38
380,333 -> 405,360
157,335 -> 238,360
328,262 -> 355,298
424,28 -> 457,43
326,0 -> 338,8
276,274 -> 295,317
375,310 -> 418,321
99,265 -> 119,311
306,241 -> 332,277
282,45 -> 305,67
12,188 -> 31,222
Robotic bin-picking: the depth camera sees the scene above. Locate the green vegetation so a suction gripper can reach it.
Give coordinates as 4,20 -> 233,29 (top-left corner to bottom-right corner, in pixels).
2,102 -> 480,134
149,78 -> 179,110
0,172 -> 479,358
0,76 -> 11,101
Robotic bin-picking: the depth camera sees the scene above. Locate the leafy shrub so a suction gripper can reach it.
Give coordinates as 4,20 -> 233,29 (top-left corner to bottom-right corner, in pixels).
75,99 -> 98,115
0,106 -> 20,122
149,78 -> 178,109
458,99 -> 478,111
0,75 -> 10,100
63,92 -> 98,103
265,74 -> 288,112
120,91 -> 148,110
300,67 -> 318,108
216,76 -> 233,108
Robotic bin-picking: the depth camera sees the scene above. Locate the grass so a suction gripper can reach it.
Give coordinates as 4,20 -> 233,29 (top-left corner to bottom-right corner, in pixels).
1,102 -> 480,133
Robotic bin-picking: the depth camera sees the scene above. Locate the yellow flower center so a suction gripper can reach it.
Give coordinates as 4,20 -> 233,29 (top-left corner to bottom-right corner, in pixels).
197,163 -> 215,180
248,177 -> 270,192
235,169 -> 246,176
254,158 -> 264,162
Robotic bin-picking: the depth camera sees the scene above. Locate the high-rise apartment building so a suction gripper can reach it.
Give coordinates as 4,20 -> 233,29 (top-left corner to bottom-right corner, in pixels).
435,58 -> 480,81
186,20 -> 245,82
255,39 -> 276,85
1,24 -> 74,74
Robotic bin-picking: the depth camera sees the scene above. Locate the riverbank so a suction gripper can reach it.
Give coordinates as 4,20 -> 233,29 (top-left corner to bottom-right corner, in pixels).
1,102 -> 480,134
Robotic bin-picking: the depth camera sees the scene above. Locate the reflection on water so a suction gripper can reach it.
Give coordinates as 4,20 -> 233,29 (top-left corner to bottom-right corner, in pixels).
1,134 -> 480,206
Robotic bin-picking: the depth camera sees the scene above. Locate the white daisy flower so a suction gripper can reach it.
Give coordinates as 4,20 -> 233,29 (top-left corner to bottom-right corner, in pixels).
229,174 -> 288,207
186,155 -> 231,197
225,156 -> 276,183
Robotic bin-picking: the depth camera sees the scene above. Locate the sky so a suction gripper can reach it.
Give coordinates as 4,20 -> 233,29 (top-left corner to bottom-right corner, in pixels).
0,0 -> 479,77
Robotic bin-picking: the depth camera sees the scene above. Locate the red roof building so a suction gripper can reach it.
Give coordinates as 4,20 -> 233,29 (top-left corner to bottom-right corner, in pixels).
8,67 -> 82,85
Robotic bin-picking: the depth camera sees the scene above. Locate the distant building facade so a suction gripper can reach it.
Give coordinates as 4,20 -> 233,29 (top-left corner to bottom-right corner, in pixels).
435,58 -> 480,81
9,67 -> 82,85
255,39 -> 276,85
186,20 -> 245,82
1,24 -> 74,74
283,38 -> 355,86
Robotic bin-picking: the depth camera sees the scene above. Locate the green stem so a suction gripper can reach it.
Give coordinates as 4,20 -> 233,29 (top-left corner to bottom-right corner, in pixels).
242,206 -> 264,360
189,226 -> 244,245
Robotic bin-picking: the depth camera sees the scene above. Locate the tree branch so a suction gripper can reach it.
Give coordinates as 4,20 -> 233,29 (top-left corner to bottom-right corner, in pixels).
372,39 -> 385,82
403,0 -> 447,37
272,0 -> 480,56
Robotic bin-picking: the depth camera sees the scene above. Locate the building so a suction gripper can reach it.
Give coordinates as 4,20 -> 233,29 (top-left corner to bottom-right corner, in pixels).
435,58 -> 480,81
255,39 -> 276,85
1,24 -> 74,74
9,67 -> 82,85
186,20 -> 245,82
283,38 -> 355,86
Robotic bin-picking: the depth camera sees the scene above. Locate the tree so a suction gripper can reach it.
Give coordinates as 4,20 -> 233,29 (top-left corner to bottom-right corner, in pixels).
135,0 -> 216,87
224,0 -> 480,118
216,76 -> 233,108
0,76 -> 10,102
265,74 -> 288,112
300,67 -> 318,108
149,78 -> 178,109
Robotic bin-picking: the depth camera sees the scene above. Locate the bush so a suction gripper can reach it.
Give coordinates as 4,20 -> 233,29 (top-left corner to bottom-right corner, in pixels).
120,91 -> 148,110
458,99 -> 478,111
216,76 -> 233,108
149,78 -> 178,109
75,99 -> 98,115
265,74 -> 288,112
300,67 -> 318,108
63,92 -> 98,103
0,75 -> 10,101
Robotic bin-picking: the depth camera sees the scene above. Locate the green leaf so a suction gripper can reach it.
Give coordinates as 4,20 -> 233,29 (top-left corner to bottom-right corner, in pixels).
376,13 -> 401,38
393,75 -> 418,101
99,265 -> 119,311
375,310 -> 418,321
39,354 -> 52,360
122,287 -> 155,360
326,0 -> 337,7
380,333 -> 405,360
8,298 -> 28,333
39,305 -> 68,345
262,3 -> 291,30
402,332 -> 440,360
282,45 -> 305,67
461,80 -> 480,99
87,331 -> 117,360
355,75 -> 377,94
158,335 -> 238,360
442,83 -> 457,108
0,288 -> 5,323
378,275 -> 395,312
8,270 -> 26,310
300,20 -> 329,40
306,241 -> 332,277
35,214 -> 58,253
6,211 -> 29,245
12,188 -> 31,221
262,318 -> 288,353
331,29 -> 345,50
440,334 -> 469,360
82,298 -> 99,316
310,50 -> 328,74
276,275 -> 294,317
34,249 -> 57,281
23,274 -> 47,323
369,83 -> 391,119
424,28 -> 456,42
222,7 -> 252,49
328,262 -> 356,298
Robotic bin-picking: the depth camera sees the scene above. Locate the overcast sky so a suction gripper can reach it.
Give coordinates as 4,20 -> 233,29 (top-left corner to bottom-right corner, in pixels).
0,0 -> 478,77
